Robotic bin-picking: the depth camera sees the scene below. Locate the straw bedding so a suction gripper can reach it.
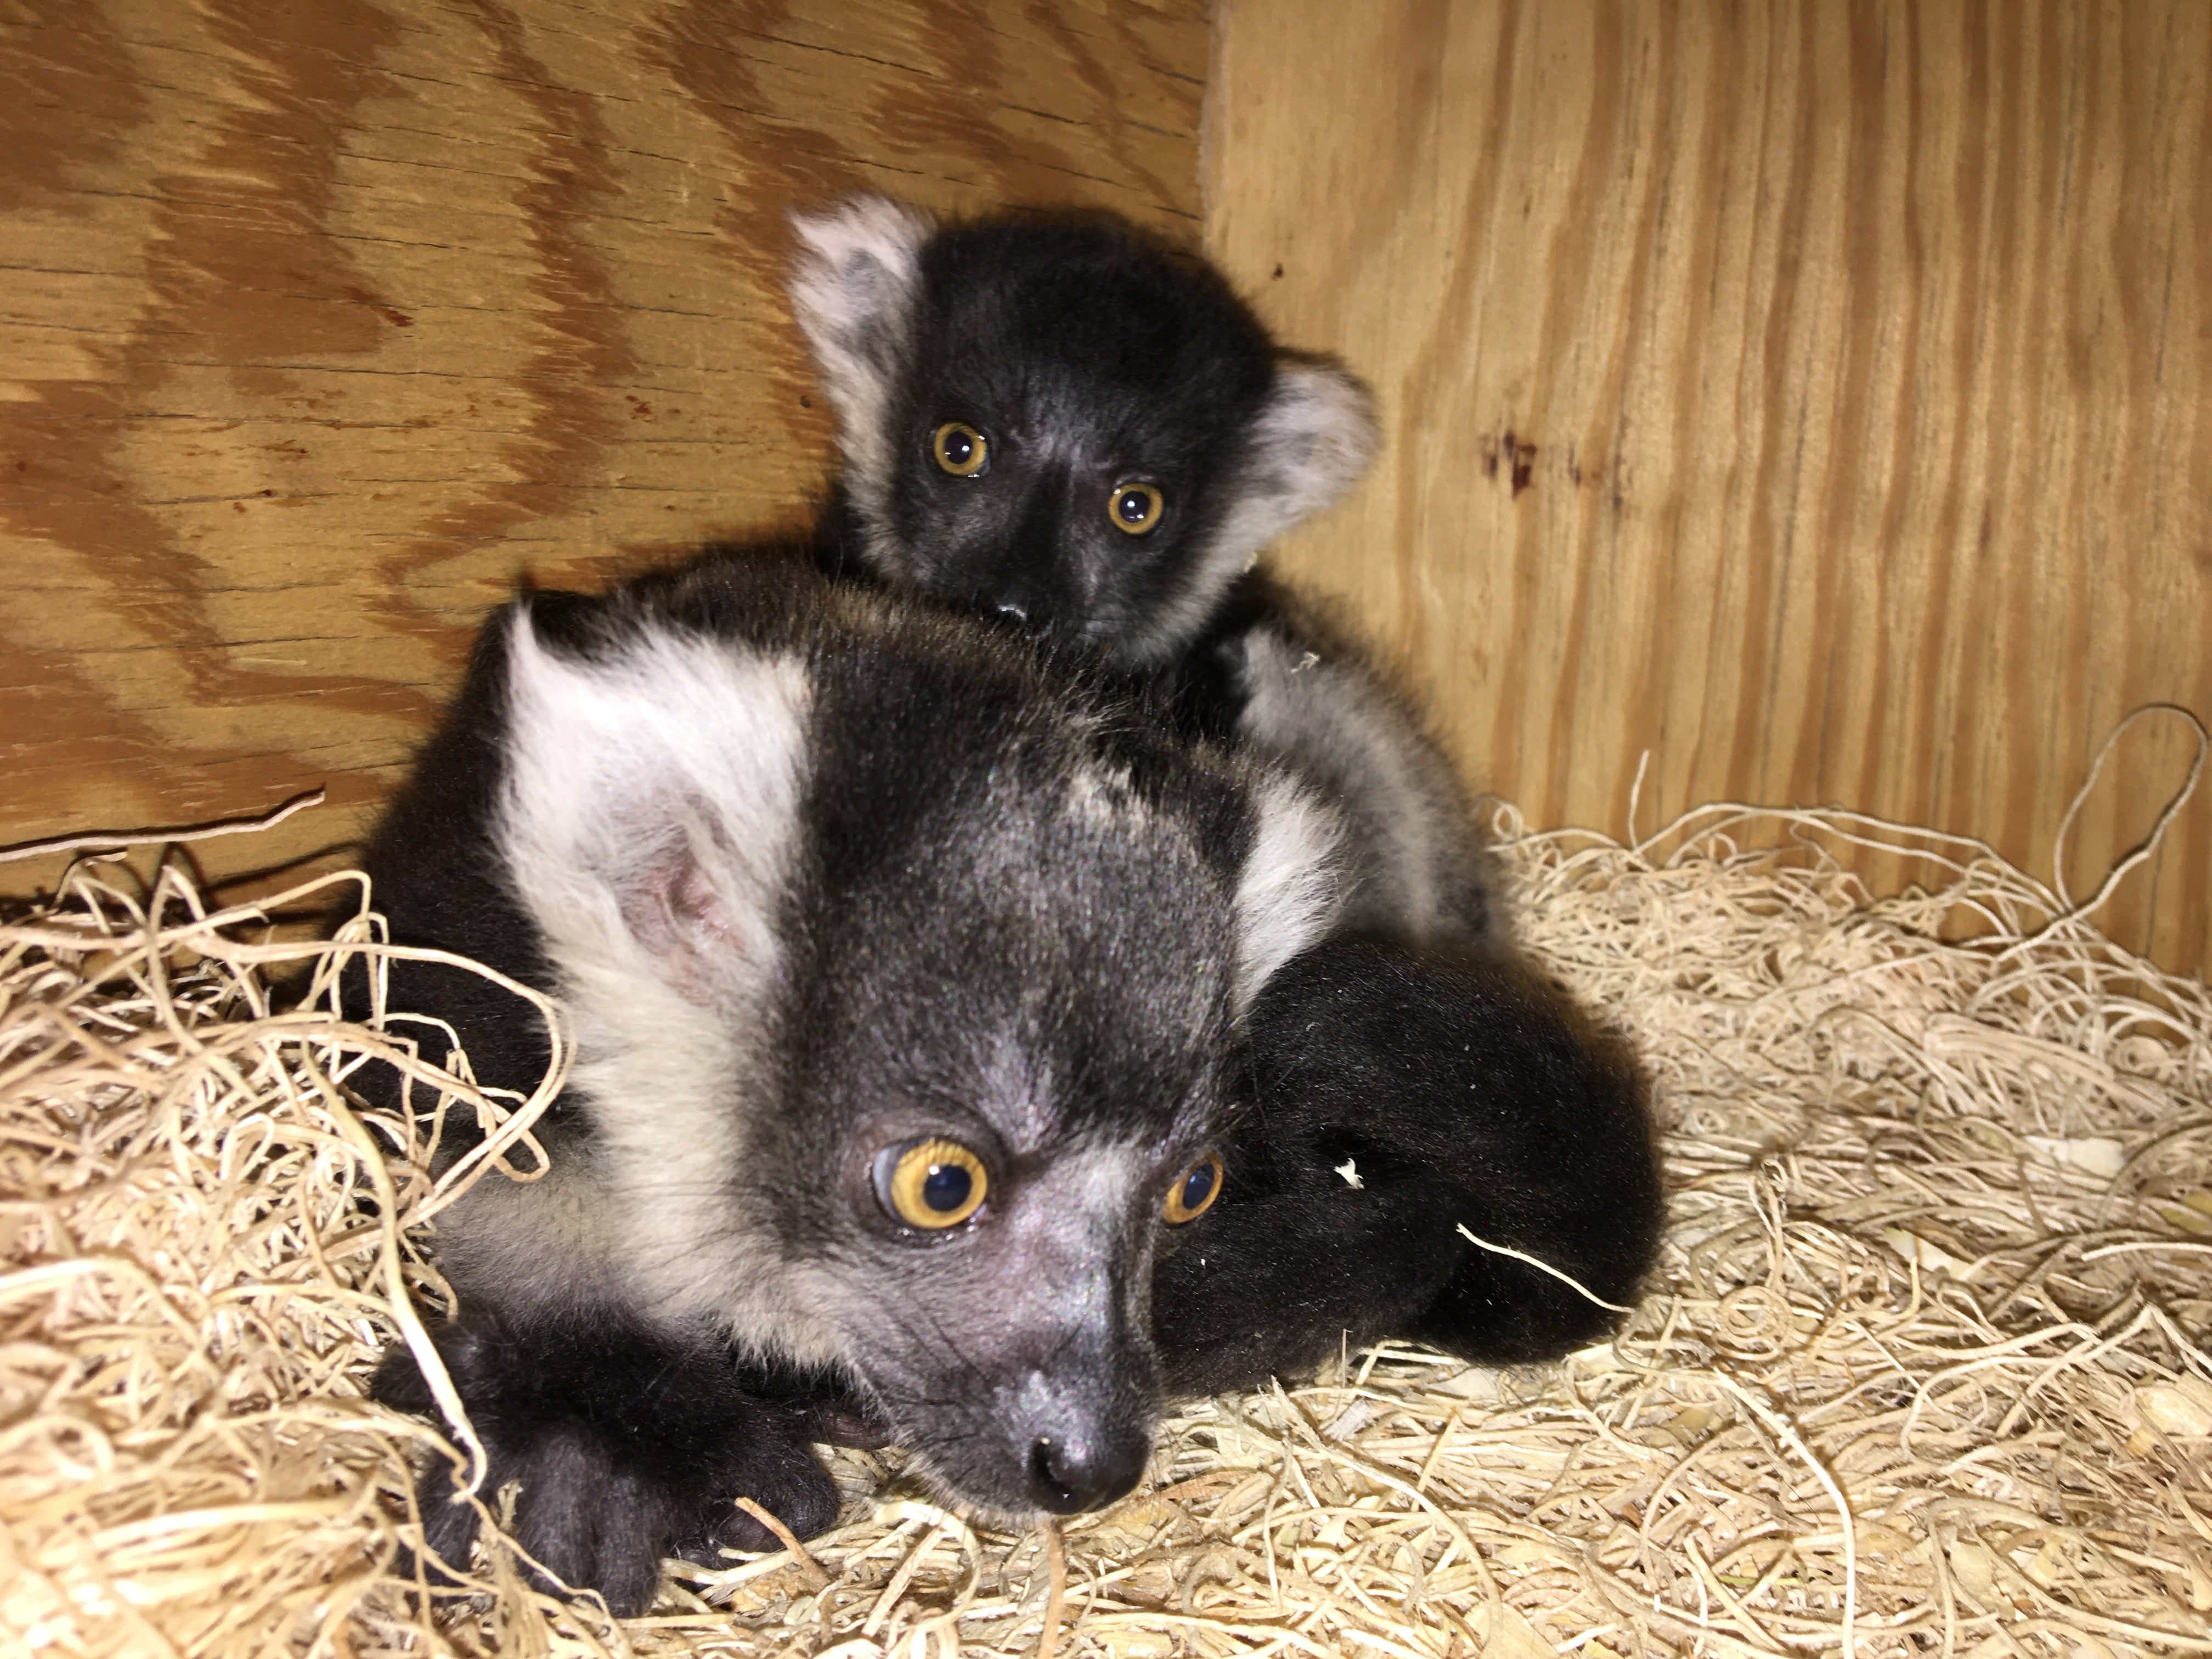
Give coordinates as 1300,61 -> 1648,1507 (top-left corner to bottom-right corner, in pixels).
4,789 -> 2210,1659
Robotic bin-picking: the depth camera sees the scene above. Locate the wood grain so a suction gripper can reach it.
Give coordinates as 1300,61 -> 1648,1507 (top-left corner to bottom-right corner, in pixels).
0,0 -> 1207,902
1209,0 -> 2212,979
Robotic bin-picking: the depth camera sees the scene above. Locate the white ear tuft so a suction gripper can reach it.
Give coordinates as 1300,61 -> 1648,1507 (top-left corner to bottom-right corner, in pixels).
1232,768 -> 1347,1009
495,608 -> 813,1010
787,195 -> 932,368
1208,362 -> 1378,572
490,610 -> 815,1336
1255,362 -> 1379,520
1119,362 -> 1378,668
788,195 -> 934,540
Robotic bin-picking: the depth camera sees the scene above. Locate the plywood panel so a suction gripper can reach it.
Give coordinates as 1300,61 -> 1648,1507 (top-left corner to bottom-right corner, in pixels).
0,0 -> 1207,900
1209,0 -> 2212,979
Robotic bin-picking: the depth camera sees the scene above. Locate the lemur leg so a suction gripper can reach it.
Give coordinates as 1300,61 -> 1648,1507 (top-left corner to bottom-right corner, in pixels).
1156,939 -> 1662,1395
374,1308 -> 852,1617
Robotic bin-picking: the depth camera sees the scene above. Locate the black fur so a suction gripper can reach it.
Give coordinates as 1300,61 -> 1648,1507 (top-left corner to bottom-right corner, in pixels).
814,213 -> 1281,667
371,1312 -> 854,1613
1155,937 -> 1662,1396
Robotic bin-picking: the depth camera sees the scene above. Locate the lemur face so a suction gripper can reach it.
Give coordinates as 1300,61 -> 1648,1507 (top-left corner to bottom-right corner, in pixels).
409,563 -> 1344,1524
791,199 -> 1377,669
880,219 -> 1276,661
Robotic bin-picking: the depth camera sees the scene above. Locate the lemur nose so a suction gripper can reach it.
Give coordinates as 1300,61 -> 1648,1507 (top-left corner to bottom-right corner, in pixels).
1025,1432 -> 1146,1514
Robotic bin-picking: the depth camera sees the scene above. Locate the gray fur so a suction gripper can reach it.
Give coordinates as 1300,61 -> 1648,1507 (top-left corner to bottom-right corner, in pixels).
1122,362 -> 1377,669
1234,619 -> 1498,945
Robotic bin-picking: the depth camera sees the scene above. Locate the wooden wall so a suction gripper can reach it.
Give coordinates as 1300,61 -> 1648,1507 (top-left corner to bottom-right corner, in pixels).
10,0 -> 2210,983
1209,0 -> 2212,980
0,0 -> 1206,901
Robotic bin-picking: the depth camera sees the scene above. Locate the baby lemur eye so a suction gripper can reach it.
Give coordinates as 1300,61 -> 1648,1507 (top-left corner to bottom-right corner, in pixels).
877,1137 -> 989,1228
1163,1150 -> 1223,1224
1109,482 -> 1165,534
932,421 -> 990,477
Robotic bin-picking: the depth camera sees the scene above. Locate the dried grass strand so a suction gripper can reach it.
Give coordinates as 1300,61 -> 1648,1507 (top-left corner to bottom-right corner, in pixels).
0,789 -> 327,863
734,1497 -> 831,1592
1455,1226 -> 1639,1314
1036,1518 -> 1069,1659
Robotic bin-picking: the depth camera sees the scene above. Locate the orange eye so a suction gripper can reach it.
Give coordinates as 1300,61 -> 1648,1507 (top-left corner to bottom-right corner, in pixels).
1163,1151 -> 1223,1224
1108,481 -> 1164,534
878,1138 -> 989,1228
933,422 -> 990,477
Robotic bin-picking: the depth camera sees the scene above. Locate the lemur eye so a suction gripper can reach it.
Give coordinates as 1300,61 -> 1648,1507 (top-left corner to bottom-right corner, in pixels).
1109,481 -> 1165,534
1163,1151 -> 1223,1224
932,421 -> 990,477
877,1137 -> 989,1228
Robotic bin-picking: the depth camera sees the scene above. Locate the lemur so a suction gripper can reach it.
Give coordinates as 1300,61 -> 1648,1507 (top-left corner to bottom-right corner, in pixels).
355,205 -> 1662,1615
356,549 -> 1345,1614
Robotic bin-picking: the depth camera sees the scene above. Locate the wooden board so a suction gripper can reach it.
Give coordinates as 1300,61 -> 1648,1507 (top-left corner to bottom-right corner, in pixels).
1209,0 -> 2212,979
0,0 -> 1207,904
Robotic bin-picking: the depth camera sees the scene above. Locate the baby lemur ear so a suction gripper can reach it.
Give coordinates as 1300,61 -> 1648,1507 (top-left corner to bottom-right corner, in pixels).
1231,769 -> 1348,1011
494,605 -> 814,1010
1214,361 -> 1380,574
789,196 -> 935,509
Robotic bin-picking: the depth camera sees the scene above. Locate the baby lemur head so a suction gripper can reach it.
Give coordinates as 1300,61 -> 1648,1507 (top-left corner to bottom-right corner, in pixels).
791,196 -> 1376,668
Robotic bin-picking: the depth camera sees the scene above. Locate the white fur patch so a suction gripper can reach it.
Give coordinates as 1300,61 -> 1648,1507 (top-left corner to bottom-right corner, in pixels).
495,610 -> 816,1333
1122,362 -> 1378,667
788,195 -> 934,573
1232,767 -> 1346,1009
1245,363 -> 1379,533
1064,760 -> 1145,829
1238,624 -> 1487,944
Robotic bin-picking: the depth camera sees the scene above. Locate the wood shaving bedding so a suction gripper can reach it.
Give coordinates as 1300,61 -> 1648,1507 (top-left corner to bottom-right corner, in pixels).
3,793 -> 2207,1658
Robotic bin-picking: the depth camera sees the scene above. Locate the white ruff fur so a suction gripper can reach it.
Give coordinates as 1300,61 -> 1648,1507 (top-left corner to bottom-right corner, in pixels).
1232,769 -> 1346,1009
788,195 -> 933,578
1238,625 -> 1466,942
495,612 -> 828,1348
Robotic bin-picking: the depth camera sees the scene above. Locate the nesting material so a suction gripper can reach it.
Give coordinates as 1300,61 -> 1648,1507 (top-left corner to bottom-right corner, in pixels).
4,798 -> 2210,1659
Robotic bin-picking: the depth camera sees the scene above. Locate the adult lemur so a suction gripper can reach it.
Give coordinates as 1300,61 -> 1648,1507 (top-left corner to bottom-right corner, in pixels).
358,551 -> 1345,1615
787,195 -> 1661,1392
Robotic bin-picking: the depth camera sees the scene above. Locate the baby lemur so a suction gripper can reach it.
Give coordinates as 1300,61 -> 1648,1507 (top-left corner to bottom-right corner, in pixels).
786,194 -> 1660,1392
792,195 -> 1498,949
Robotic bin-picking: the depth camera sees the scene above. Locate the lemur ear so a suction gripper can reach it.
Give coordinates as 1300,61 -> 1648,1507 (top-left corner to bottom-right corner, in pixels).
1249,362 -> 1379,539
494,605 -> 813,1010
789,196 -> 934,492
1209,362 -> 1378,578
1107,359 -> 1380,669
1231,769 -> 1347,1011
